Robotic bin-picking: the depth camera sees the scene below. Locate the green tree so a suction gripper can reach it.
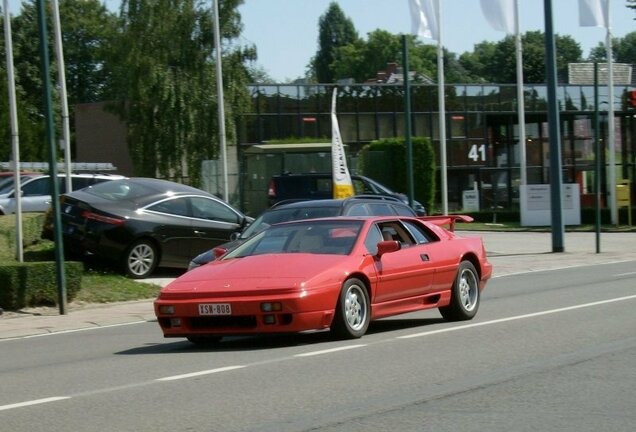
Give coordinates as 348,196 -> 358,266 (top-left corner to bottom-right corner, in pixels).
330,31 -> 470,84
311,2 -> 359,83
109,0 -> 252,185
459,31 -> 582,83
588,31 -> 636,64
2,0 -> 117,161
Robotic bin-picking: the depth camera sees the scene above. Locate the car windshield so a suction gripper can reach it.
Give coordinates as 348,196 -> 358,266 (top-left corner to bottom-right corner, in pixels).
364,177 -> 394,194
239,206 -> 341,239
226,220 -> 362,258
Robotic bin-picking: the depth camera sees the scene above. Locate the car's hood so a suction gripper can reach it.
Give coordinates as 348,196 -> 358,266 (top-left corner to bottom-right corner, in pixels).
161,253 -> 348,298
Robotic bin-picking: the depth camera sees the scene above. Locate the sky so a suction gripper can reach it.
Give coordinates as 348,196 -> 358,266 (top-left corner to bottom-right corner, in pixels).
12,0 -> 633,82
234,0 -> 636,82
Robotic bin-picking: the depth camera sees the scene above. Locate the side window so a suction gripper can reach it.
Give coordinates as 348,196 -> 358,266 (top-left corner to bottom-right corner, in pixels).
392,205 -> 416,217
22,178 -> 50,196
346,203 -> 370,216
314,178 -> 332,196
378,221 -> 416,246
190,197 -> 240,224
367,203 -> 395,216
148,197 -> 190,217
352,179 -> 366,195
402,220 -> 437,244
364,224 -> 383,255
71,178 -> 91,191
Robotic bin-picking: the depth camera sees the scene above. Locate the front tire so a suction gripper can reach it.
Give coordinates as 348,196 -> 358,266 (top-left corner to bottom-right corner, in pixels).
439,261 -> 480,321
124,239 -> 158,279
331,278 -> 370,339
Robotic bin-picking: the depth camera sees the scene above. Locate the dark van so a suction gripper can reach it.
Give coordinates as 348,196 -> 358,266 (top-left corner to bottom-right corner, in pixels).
267,173 -> 426,215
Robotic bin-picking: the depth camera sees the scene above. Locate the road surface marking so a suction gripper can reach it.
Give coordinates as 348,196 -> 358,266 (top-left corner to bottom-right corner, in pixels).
0,397 -> 70,412
157,365 -> 246,381
0,320 -> 150,343
398,294 -> 636,339
294,344 -> 367,357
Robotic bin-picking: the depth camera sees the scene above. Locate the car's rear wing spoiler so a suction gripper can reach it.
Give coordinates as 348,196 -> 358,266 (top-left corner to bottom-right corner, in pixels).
417,215 -> 474,232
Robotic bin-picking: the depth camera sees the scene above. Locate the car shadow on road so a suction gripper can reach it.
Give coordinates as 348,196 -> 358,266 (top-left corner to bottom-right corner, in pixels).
115,317 -> 446,355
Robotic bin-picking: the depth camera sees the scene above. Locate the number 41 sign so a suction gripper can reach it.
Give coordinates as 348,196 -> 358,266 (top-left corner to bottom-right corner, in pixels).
468,144 -> 486,162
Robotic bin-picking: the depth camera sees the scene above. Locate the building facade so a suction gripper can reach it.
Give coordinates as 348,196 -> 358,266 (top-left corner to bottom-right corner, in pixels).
239,83 -> 636,214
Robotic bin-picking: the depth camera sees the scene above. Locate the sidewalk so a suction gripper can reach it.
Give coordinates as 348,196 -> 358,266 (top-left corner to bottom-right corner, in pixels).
2,231 -> 635,340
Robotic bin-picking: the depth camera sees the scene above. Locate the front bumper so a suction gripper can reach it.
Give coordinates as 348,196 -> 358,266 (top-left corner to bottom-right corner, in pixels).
155,291 -> 336,338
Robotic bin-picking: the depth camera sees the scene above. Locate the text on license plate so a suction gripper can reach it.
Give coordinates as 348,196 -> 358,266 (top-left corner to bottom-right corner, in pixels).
198,303 -> 232,316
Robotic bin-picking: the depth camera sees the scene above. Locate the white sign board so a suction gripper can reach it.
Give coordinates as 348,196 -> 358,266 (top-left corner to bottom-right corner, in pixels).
462,190 -> 480,211
520,184 -> 581,226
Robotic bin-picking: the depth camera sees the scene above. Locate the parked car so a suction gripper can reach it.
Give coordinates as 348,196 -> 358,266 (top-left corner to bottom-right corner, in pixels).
155,215 -> 492,344
49,177 -> 252,278
267,172 -> 427,215
0,173 -> 124,215
0,173 -> 40,195
188,195 -> 418,270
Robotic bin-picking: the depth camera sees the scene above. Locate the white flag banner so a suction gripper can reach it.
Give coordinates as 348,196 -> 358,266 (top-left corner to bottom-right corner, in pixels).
331,89 -> 354,199
409,0 -> 438,40
579,0 -> 608,27
480,0 -> 516,34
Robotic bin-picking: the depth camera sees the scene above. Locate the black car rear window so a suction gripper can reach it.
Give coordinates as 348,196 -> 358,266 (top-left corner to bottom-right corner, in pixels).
85,180 -> 157,201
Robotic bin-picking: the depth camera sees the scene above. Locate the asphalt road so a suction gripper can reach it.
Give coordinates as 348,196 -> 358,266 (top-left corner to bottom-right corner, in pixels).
1,261 -> 635,432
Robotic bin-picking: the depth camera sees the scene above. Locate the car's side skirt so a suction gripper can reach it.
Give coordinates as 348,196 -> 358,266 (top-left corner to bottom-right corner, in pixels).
370,290 -> 452,320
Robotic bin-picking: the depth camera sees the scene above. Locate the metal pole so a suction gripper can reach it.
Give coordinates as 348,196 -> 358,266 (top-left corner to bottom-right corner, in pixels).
515,0 -> 527,187
52,0 -> 72,193
212,0 -> 229,202
36,0 -> 67,314
402,35 -> 414,208
605,5 -> 617,225
436,0 -> 448,215
594,62 -> 601,253
3,0 -> 24,262
543,0 -> 565,252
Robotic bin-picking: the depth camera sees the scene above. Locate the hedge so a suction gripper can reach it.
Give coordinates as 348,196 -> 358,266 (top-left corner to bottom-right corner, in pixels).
0,213 -> 46,252
357,137 -> 436,213
0,261 -> 84,310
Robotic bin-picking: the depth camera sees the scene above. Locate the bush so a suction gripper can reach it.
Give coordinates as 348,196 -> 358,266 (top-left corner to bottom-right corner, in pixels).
0,261 -> 83,310
0,213 -> 46,254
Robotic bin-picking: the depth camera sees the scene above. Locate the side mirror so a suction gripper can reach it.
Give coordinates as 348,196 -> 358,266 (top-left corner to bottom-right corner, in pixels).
376,240 -> 400,257
212,247 -> 228,259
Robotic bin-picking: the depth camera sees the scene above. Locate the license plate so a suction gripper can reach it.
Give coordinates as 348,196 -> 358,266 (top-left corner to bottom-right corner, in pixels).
198,303 -> 231,316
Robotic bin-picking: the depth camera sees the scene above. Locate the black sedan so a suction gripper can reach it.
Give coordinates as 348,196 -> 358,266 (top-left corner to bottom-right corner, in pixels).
51,178 -> 251,278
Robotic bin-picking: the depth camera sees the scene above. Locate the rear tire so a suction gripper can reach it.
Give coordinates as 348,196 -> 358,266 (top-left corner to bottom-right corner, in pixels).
124,239 -> 158,279
331,278 -> 370,339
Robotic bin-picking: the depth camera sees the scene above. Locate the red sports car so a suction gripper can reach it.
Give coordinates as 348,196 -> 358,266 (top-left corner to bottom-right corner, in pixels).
154,216 -> 492,344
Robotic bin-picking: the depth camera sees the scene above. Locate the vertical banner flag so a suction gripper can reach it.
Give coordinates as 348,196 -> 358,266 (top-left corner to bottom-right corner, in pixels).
409,0 -> 438,40
479,0 -> 516,34
331,88 -> 354,199
578,0 -> 608,27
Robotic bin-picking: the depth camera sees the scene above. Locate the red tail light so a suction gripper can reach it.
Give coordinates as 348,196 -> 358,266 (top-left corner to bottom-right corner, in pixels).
81,210 -> 125,225
267,179 -> 276,198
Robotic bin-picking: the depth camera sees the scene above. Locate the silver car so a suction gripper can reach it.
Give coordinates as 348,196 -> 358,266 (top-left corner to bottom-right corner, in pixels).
0,173 -> 125,215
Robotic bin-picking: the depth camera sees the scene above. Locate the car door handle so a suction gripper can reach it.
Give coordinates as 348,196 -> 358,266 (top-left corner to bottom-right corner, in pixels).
194,230 -> 206,235
420,254 -> 430,262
